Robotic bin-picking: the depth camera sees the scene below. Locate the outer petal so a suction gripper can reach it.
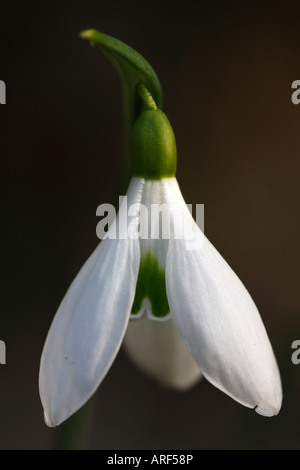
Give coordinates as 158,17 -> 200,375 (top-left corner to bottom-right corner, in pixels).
39,178 -> 142,427
123,315 -> 202,390
165,179 -> 282,416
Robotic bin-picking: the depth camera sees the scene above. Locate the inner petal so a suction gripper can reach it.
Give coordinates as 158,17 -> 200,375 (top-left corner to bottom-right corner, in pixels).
130,179 -> 171,320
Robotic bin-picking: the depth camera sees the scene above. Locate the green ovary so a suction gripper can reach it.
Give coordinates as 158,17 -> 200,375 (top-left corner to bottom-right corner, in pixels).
131,252 -> 170,318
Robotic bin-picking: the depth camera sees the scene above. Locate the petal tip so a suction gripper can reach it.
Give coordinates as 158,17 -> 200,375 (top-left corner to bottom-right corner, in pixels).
43,410 -> 56,428
254,394 -> 282,417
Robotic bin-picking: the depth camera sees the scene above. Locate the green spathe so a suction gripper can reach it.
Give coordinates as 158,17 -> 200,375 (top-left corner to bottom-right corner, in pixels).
131,251 -> 170,318
80,29 -> 162,130
130,109 -> 177,179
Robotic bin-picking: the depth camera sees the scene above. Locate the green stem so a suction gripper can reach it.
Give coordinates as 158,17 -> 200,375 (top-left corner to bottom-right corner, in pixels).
52,396 -> 96,450
80,29 -> 163,198
136,83 -> 157,110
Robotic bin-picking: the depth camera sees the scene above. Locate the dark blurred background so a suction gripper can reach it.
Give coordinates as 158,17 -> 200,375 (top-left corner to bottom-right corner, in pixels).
0,0 -> 299,449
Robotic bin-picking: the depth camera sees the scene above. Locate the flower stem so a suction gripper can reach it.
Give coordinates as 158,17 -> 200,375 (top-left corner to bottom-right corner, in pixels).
136,83 -> 158,110
52,396 -> 96,450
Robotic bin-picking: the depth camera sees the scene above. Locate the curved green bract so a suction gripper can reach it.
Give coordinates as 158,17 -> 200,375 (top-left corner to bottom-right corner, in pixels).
80,29 -> 162,128
131,252 -> 170,318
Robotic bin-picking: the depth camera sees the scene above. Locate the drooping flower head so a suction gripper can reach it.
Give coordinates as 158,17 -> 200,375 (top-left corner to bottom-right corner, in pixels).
39,30 -> 282,427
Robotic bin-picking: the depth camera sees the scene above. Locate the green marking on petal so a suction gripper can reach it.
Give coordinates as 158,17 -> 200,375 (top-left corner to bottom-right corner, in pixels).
131,252 -> 170,318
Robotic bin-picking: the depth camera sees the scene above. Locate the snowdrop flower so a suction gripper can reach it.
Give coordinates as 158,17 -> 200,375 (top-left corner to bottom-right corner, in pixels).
39,93 -> 282,427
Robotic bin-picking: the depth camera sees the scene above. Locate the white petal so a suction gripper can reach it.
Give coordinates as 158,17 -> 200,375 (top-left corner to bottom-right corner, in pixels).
39,178 -> 142,427
165,179 -> 282,416
123,315 -> 202,390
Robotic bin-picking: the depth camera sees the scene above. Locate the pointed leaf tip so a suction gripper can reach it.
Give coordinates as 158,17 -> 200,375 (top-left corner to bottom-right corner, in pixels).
80,29 -> 96,40
79,28 -> 162,128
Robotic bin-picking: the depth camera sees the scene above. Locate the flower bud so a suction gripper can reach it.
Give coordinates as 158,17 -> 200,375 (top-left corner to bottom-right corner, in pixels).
130,109 -> 177,179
